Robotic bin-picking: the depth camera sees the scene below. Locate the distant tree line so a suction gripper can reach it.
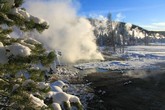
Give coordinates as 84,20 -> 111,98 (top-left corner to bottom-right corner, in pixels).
88,14 -> 165,53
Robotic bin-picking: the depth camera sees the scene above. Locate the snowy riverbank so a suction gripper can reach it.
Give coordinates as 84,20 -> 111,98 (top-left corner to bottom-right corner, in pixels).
74,45 -> 165,71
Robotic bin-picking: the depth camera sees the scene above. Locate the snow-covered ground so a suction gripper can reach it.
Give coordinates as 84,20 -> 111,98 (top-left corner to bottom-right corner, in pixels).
74,45 -> 165,70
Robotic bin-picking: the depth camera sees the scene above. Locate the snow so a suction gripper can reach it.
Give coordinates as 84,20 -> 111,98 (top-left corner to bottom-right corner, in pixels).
67,83 -> 94,109
50,80 -> 68,89
48,80 -> 82,110
25,38 -> 41,45
6,43 -> 31,57
46,91 -> 55,98
74,46 -> 165,70
51,86 -> 63,92
0,42 -> 32,64
22,80 -> 70,108
20,40 -> 35,49
37,82 -> 49,90
6,34 -> 11,38
30,15 -> 49,25
30,94 -> 47,108
18,9 -> 30,20
52,92 -> 70,104
9,7 -> 49,26
52,103 -> 61,110
9,8 -> 22,17
0,42 -> 4,47
52,67 -> 79,82
68,94 -> 81,103
0,24 -> 9,30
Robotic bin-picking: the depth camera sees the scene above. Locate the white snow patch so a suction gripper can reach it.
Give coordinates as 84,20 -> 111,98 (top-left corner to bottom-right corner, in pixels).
30,15 -> 49,25
18,9 -> 30,20
46,91 -> 56,98
50,80 -> 69,89
30,94 -> 47,108
51,86 -> 63,92
48,80 -> 82,110
52,92 -> 70,104
25,38 -> 41,45
52,103 -> 61,110
6,43 -> 31,57
9,7 -> 49,26
68,94 -> 81,103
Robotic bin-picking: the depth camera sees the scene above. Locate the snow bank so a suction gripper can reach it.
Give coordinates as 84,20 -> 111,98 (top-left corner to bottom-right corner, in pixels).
75,46 -> 165,70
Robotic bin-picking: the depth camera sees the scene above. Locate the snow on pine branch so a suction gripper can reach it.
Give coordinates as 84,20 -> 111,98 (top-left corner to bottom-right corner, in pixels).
6,43 -> 31,57
9,7 -> 49,26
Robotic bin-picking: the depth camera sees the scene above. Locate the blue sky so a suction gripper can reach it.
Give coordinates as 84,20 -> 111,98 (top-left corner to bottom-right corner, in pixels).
77,0 -> 165,31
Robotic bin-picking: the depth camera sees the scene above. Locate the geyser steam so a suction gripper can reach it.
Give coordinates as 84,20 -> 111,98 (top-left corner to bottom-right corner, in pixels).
25,0 -> 103,62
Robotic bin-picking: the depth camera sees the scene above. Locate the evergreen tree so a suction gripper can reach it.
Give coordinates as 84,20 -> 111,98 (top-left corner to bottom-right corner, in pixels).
107,12 -> 116,52
0,0 -> 56,109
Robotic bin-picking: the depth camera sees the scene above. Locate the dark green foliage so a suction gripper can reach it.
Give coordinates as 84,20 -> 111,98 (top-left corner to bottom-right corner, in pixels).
24,20 -> 35,30
0,12 -> 14,26
0,37 -> 19,46
0,0 -> 52,109
0,1 -> 11,13
28,69 -> 45,82
0,0 -> 48,32
47,51 -> 56,64
32,44 -> 46,54
8,13 -> 25,26
35,22 -> 49,32
40,51 -> 56,66
14,0 -> 24,7
63,101 -> 71,110
1,28 -> 13,34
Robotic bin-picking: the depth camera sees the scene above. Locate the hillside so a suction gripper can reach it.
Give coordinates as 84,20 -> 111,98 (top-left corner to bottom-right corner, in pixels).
88,18 -> 165,46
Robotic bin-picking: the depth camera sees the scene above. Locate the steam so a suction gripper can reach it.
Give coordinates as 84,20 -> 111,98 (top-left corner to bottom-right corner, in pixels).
123,70 -> 163,79
124,70 -> 149,78
25,0 -> 103,62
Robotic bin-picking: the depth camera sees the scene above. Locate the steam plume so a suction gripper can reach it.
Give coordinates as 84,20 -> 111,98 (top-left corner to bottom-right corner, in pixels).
25,0 -> 103,62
